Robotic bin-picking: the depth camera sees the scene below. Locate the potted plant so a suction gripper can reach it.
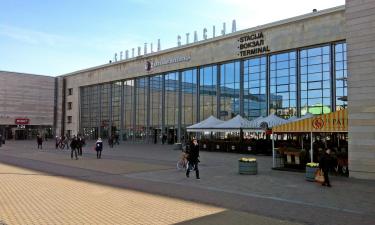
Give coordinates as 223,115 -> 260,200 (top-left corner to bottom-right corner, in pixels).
305,162 -> 319,181
238,158 -> 257,175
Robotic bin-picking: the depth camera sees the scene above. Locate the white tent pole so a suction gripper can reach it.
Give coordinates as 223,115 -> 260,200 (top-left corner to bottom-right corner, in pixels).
301,134 -> 304,150
272,133 -> 275,168
310,132 -> 313,163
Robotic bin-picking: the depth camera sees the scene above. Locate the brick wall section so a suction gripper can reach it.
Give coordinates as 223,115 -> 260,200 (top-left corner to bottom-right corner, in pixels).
346,0 -> 375,180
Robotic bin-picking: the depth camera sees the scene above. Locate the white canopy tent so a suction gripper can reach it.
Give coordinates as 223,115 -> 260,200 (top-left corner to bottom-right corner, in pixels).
186,116 -> 224,132
244,116 -> 265,129
210,115 -> 252,132
260,114 -> 288,128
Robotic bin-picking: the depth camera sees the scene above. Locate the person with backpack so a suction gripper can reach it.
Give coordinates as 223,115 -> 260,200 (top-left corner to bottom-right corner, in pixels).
95,138 -> 103,159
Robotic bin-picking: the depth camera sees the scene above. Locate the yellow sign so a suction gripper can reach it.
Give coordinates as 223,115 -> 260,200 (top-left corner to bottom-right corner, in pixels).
272,109 -> 348,133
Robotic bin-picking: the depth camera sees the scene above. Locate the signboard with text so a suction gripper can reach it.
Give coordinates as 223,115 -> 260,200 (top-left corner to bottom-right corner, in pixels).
15,118 -> 30,125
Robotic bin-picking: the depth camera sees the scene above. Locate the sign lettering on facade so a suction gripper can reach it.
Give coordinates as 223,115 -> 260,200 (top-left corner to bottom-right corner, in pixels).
15,118 -> 30,125
238,32 -> 270,57
145,55 -> 191,72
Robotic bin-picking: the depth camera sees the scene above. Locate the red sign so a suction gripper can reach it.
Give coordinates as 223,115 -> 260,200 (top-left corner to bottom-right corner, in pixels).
312,118 -> 324,129
15,118 -> 30,125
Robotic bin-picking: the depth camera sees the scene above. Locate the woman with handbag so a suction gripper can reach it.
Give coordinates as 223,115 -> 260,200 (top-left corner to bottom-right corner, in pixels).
319,148 -> 333,187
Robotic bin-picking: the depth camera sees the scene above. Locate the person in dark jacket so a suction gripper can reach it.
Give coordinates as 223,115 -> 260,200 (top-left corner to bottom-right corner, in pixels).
77,135 -> 84,156
186,138 -> 200,179
95,138 -> 103,159
37,135 -> 43,149
319,148 -> 332,187
70,136 -> 79,160
108,135 -> 114,148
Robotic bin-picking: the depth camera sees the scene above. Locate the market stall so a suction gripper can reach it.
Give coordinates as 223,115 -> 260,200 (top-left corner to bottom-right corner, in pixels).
271,109 -> 348,171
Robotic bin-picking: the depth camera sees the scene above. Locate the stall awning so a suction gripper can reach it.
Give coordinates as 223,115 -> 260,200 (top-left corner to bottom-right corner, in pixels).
272,109 -> 348,133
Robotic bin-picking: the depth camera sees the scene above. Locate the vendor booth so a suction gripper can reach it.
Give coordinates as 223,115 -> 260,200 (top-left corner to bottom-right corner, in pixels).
271,109 -> 348,174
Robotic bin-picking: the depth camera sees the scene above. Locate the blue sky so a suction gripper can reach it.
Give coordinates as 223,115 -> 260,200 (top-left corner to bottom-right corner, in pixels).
0,0 -> 344,76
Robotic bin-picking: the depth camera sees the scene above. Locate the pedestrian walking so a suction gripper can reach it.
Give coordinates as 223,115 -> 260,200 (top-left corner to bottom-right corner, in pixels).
70,136 -> 79,160
186,138 -> 200,179
37,135 -> 43,149
55,136 -> 59,149
162,133 -> 167,144
319,148 -> 333,187
77,135 -> 84,156
108,135 -> 114,148
114,133 -> 120,145
95,138 -> 103,159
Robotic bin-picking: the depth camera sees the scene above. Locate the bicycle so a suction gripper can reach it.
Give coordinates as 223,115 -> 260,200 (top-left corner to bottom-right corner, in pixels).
177,151 -> 189,170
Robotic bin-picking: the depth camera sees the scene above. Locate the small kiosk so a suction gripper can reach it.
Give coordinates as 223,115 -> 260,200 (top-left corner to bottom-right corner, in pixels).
271,109 -> 348,172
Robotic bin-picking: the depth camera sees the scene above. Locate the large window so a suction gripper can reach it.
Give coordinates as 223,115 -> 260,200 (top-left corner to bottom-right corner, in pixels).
270,52 -> 297,118
150,75 -> 163,143
100,84 -> 110,138
150,75 -> 162,128
199,65 -> 217,120
335,43 -> 347,110
135,78 -> 148,142
80,87 -> 90,130
164,72 -> 179,144
300,45 -> 331,115
244,57 -> 267,120
220,61 -> 240,120
80,85 -> 99,139
112,82 -> 121,135
165,72 -> 179,127
123,80 -> 134,141
182,69 -> 197,126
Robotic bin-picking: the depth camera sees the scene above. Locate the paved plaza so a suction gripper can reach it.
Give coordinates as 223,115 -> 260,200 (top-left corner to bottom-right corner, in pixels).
0,140 -> 374,225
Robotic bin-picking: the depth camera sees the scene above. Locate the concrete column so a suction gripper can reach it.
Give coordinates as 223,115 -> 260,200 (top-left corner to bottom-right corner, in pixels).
196,67 -> 200,123
296,49 -> 301,117
216,65 -> 221,119
98,85 -> 102,138
161,75 -> 165,136
346,0 -> 375,180
178,71 -> 182,143
331,43 -> 336,111
266,56 -> 270,116
109,83 -> 113,138
240,60 -> 244,116
146,77 -> 151,143
132,80 -> 137,142
120,81 -> 124,141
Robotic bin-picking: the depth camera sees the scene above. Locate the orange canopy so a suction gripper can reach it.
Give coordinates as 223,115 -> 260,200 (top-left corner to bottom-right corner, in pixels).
272,109 -> 348,133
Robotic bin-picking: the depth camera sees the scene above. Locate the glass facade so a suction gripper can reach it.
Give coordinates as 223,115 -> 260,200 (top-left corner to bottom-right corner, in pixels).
135,77 -> 148,142
165,72 -> 179,143
181,69 -> 197,126
150,75 -> 163,143
199,65 -> 217,120
220,61 -> 240,120
112,82 -> 121,135
270,52 -> 297,118
335,43 -> 347,110
123,80 -> 134,141
300,45 -> 331,115
79,41 -> 348,141
244,57 -> 267,120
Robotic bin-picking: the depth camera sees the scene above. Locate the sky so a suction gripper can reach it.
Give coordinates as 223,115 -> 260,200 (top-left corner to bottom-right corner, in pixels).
0,0 -> 345,76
